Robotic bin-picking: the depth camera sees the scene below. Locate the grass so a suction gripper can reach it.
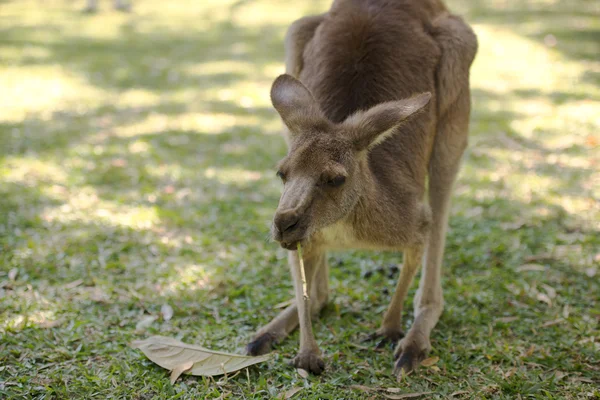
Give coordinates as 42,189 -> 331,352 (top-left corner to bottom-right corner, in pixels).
0,0 -> 599,398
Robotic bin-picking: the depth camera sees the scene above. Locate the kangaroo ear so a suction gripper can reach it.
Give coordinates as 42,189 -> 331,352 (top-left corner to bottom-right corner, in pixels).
270,74 -> 330,137
344,92 -> 432,151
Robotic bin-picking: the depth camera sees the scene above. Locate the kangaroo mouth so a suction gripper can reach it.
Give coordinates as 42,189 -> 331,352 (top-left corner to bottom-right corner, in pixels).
279,240 -> 301,251
272,221 -> 308,251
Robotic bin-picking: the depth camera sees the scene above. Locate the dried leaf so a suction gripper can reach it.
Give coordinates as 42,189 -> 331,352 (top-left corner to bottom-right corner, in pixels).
554,371 -> 568,381
135,315 -> 157,332
161,304 -> 174,321
536,292 -> 552,306
387,388 -> 401,393
90,287 -> 110,303
384,392 -> 433,399
503,367 -> 517,379
170,360 -> 194,384
525,245 -> 581,262
64,279 -> 83,289
525,361 -> 545,368
420,356 -> 439,367
283,387 -> 303,399
541,318 -> 563,327
132,336 -> 270,377
296,368 -> 309,379
111,158 -> 127,167
570,377 -> 594,383
577,337 -> 595,345
39,319 -> 63,329
541,284 -> 557,299
522,345 -> 536,357
348,342 -> 371,351
500,221 -> 526,230
464,206 -> 483,218
507,299 -> 528,308
482,384 -> 500,394
8,268 -> 18,281
516,263 -> 545,272
585,134 -> 599,148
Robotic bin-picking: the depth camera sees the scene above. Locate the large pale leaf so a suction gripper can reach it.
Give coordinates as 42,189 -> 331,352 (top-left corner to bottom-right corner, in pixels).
132,336 -> 271,378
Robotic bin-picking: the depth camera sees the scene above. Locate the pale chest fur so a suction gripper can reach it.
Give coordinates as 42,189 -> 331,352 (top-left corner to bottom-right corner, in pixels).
319,220 -> 402,251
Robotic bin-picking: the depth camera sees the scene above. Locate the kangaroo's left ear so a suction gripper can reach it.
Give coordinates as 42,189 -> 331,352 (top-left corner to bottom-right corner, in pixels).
343,92 -> 431,151
270,74 -> 330,139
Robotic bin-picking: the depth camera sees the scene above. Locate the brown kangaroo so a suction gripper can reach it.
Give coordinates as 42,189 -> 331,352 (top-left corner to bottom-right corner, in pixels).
247,0 -> 477,378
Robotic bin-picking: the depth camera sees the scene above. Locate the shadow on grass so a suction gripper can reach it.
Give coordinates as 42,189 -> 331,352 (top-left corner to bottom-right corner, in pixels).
0,14 -> 284,92
0,98 -> 279,164
1,0 -> 599,397
1,0 -> 596,332
470,88 -> 596,200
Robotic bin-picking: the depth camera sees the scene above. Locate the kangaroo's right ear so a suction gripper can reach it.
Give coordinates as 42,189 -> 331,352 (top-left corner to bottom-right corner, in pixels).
270,74 -> 330,137
343,92 -> 431,151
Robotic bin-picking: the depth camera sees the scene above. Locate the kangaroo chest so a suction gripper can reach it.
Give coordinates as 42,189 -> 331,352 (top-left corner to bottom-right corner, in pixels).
319,220 -> 402,251
320,220 -> 360,249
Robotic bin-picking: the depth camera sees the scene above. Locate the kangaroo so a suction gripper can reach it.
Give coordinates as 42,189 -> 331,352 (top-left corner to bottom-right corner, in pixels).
247,0 -> 477,378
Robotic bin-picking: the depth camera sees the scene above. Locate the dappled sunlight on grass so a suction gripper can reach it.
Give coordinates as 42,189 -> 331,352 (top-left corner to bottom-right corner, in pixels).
105,112 -> 251,137
205,167 -> 264,184
207,79 -> 281,110
1,310 -> 60,334
2,157 -> 69,185
157,263 -> 214,297
472,26 -> 559,92
470,25 -> 599,137
0,280 -> 61,334
42,195 -> 159,230
113,89 -> 161,108
181,60 -> 284,83
458,15 -> 599,238
0,67 -> 105,120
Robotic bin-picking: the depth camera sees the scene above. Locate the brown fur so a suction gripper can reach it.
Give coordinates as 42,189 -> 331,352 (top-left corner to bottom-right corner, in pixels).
246,0 -> 477,379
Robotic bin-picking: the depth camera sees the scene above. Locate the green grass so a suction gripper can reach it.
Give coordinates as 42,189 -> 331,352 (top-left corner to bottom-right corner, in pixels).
1,0 -> 599,398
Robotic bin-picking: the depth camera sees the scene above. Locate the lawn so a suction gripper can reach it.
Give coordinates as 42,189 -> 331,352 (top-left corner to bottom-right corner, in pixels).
0,0 -> 599,398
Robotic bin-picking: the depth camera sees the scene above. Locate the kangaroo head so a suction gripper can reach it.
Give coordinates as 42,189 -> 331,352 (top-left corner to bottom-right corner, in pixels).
270,74 -> 430,250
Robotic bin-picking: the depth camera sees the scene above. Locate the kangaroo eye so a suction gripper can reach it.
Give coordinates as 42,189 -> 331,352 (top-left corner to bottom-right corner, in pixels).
276,171 -> 286,181
327,175 -> 346,187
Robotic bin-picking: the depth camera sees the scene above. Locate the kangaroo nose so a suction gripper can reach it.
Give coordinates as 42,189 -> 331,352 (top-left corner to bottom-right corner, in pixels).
275,211 -> 300,234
